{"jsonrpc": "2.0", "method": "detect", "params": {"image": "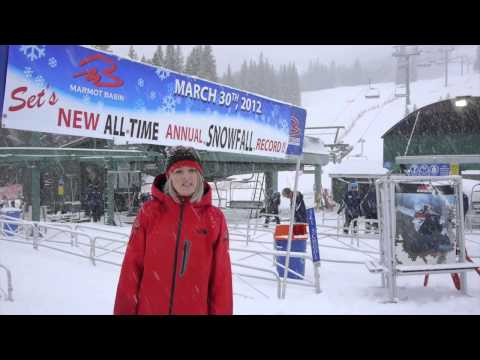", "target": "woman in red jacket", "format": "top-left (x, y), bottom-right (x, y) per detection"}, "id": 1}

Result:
top-left (114, 146), bottom-right (233, 315)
